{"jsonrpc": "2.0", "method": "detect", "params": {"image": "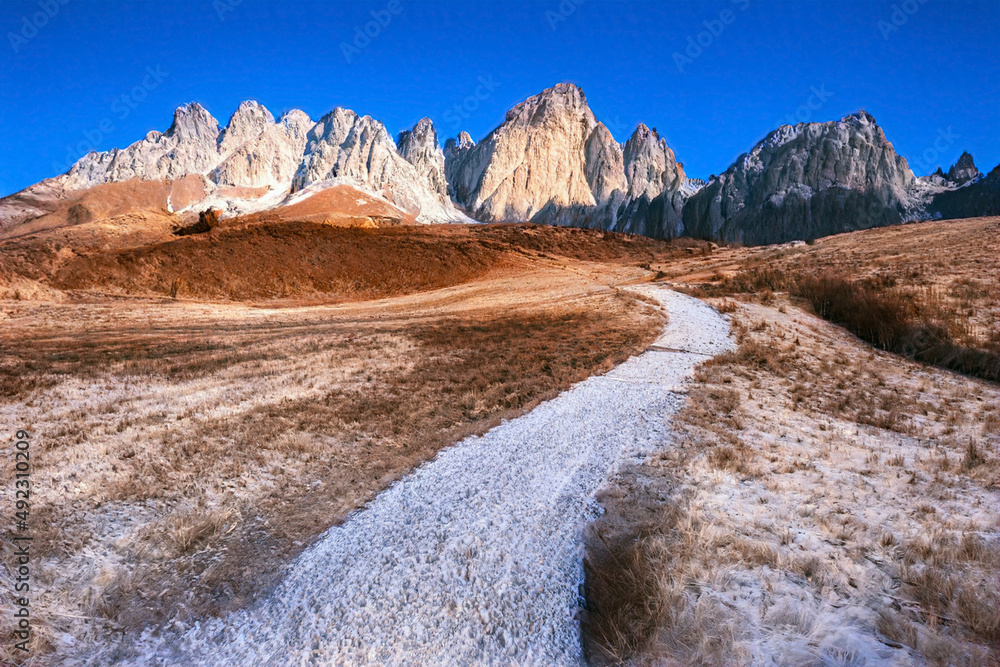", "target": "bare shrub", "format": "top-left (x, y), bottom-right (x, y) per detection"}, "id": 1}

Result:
top-left (794, 273), bottom-right (913, 350)
top-left (794, 274), bottom-right (1000, 383)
